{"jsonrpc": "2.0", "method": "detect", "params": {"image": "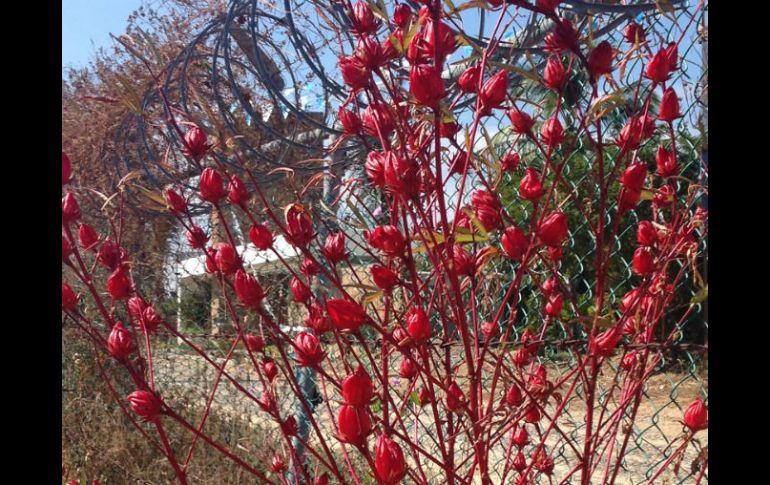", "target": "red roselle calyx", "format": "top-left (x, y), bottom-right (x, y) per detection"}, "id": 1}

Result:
top-left (271, 454), bottom-right (287, 473)
top-left (366, 225), bottom-right (406, 257)
top-left (294, 332), bottom-right (325, 367)
top-left (505, 383), bottom-right (524, 407)
top-left (513, 451), bottom-right (527, 472)
top-left (127, 390), bottom-right (162, 421)
top-left (350, 0), bottom-right (378, 35)
top-left (62, 193), bottom-right (81, 223)
top-left (501, 152), bottom-right (520, 172)
top-left (227, 174), bottom-right (249, 206)
top-left (290, 276), bottom-right (311, 303)
top-left (405, 307), bottom-right (431, 343)
top-left (338, 107), bottom-right (362, 135)
top-left (632, 247), bottom-right (655, 276)
top-left (164, 186), bottom-right (187, 213)
top-left (361, 102), bottom-right (395, 138)
top-left (471, 190), bottom-right (503, 231)
top-left (62, 283), bottom-right (78, 311)
top-left (234, 270), bottom-right (264, 309)
top-left (410, 64), bottom-right (445, 107)
top-left (621, 162), bottom-right (648, 191)
top-left (545, 18), bottom-right (579, 53)
top-left (383, 151), bottom-right (419, 198)
top-left (186, 225), bottom-right (209, 250)
top-left (624, 22), bottom-right (646, 44)
top-left (399, 355), bottom-right (418, 379)
top-left (519, 168), bottom-right (544, 201)
top-left (371, 264), bottom-right (398, 290)
top-left (78, 224), bottom-right (99, 250)
top-left (656, 145), bottom-right (678, 177)
top-left (244, 334), bottom-right (265, 353)
top-left (508, 108), bottom-right (535, 134)
top-left (658, 87), bottom-right (682, 122)
top-left (323, 232), bottom-right (347, 264)
top-left (249, 223), bottom-right (273, 250)
top-left (212, 243), bottom-right (240, 275)
top-left (501, 226), bottom-right (529, 260)
top-left (543, 56), bottom-right (567, 91)
top-left (107, 269), bottom-right (132, 300)
top-left (374, 434), bottom-right (407, 484)
top-left (183, 125), bottom-right (209, 161)
top-left (199, 168), bottom-right (225, 203)
top-left (512, 425), bottom-right (529, 447)
top-left (355, 35), bottom-right (385, 70)
top-left (479, 70), bottom-right (508, 115)
top-left (365, 151), bottom-right (386, 187)
top-left (337, 404), bottom-right (372, 446)
top-left (284, 204), bottom-right (315, 247)
top-left (589, 325), bottom-right (623, 357)
top-left (446, 381), bottom-right (467, 413)
top-left (540, 116), bottom-right (565, 147)
top-left (637, 220), bottom-right (658, 246)
top-left (683, 398), bottom-right (708, 432)
top-left (141, 306), bottom-right (163, 333)
top-left (263, 358), bottom-right (278, 382)
top-left (545, 293), bottom-right (564, 318)
top-left (327, 298), bottom-right (367, 332)
top-left (645, 48), bottom-right (674, 84)
top-left (339, 55), bottom-right (371, 90)
top-left (458, 64), bottom-right (482, 93)
top-left (587, 41), bottom-right (614, 80)
top-left (538, 211), bottom-right (569, 247)
top-left (451, 244), bottom-right (475, 276)
top-left (341, 366), bottom-right (374, 406)
top-left (107, 321), bottom-right (135, 360)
